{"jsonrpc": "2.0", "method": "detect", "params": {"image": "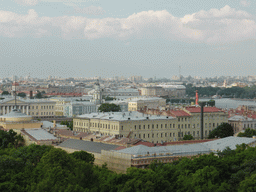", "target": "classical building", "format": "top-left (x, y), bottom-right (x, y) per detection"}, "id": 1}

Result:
top-left (73, 111), bottom-right (177, 143)
top-left (127, 97), bottom-right (166, 111)
top-left (0, 98), bottom-right (56, 119)
top-left (228, 115), bottom-right (256, 134)
top-left (141, 106), bottom-right (228, 139)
